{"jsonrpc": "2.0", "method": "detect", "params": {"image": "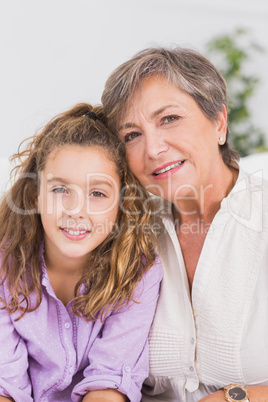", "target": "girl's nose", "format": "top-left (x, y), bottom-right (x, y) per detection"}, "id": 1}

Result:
top-left (63, 186), bottom-right (86, 218)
